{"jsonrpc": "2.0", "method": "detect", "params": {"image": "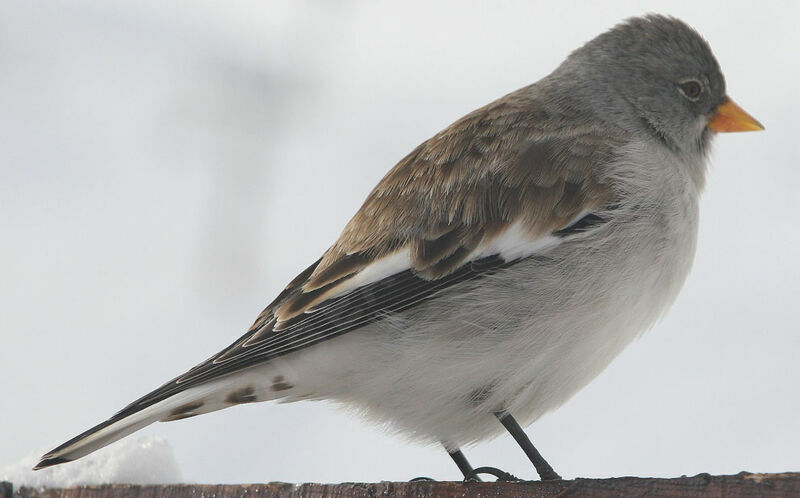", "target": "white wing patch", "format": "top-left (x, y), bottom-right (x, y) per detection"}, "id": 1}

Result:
top-left (475, 221), bottom-right (560, 261)
top-left (303, 249), bottom-right (412, 314)
top-left (305, 212), bottom-right (597, 311)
